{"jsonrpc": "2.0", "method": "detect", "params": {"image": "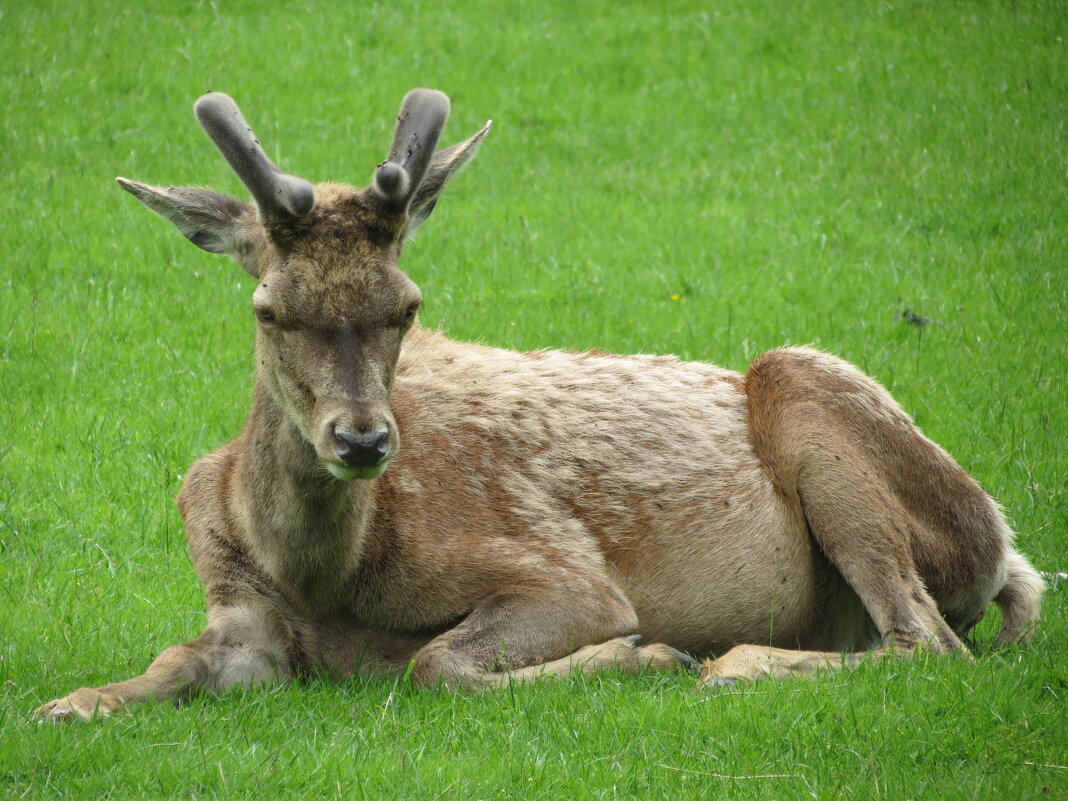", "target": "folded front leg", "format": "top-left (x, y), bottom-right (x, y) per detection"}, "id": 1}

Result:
top-left (408, 586), bottom-right (692, 690)
top-left (34, 603), bottom-right (292, 722)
